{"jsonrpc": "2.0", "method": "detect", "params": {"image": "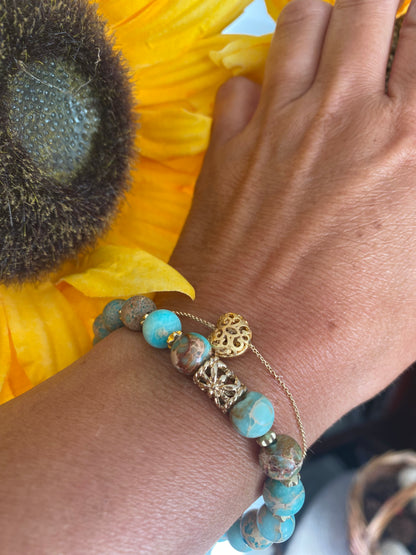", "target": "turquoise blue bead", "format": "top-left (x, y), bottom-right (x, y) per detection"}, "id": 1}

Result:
top-left (217, 532), bottom-right (227, 542)
top-left (92, 314), bottom-right (110, 342)
top-left (263, 477), bottom-right (305, 517)
top-left (240, 509), bottom-right (273, 550)
top-left (102, 299), bottom-right (125, 331)
top-left (142, 309), bottom-right (182, 349)
top-left (257, 504), bottom-right (295, 543)
top-left (229, 391), bottom-right (274, 438)
top-left (227, 519), bottom-right (252, 552)
top-left (170, 332), bottom-right (212, 375)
